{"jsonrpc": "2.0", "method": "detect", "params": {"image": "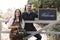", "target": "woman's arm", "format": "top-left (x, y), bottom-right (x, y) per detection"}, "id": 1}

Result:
top-left (6, 17), bottom-right (14, 29)
top-left (8, 26), bottom-right (19, 29)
